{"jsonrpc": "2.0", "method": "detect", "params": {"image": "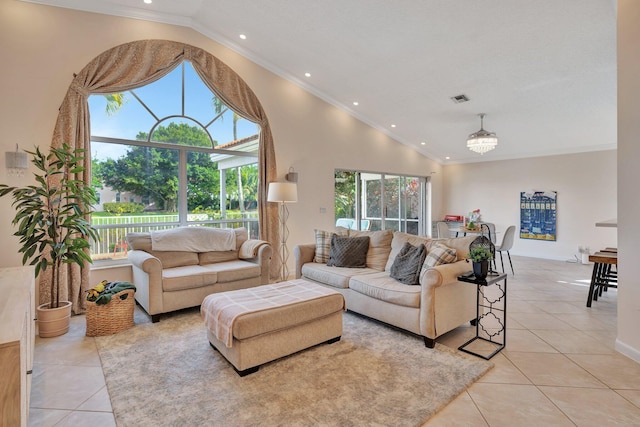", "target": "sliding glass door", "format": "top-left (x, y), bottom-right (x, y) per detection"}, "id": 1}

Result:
top-left (335, 170), bottom-right (428, 235)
